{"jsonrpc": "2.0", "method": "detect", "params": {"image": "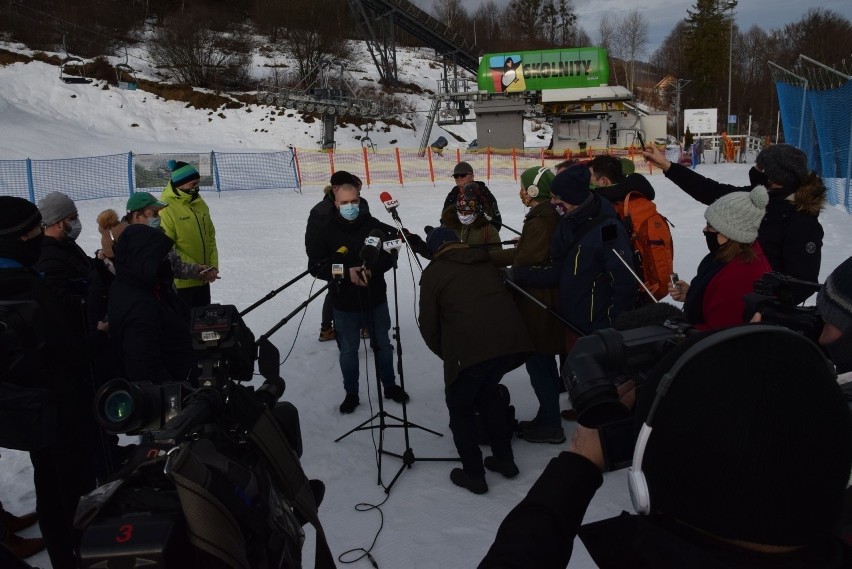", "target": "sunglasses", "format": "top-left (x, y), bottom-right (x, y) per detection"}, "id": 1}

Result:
top-left (452, 173), bottom-right (471, 179)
